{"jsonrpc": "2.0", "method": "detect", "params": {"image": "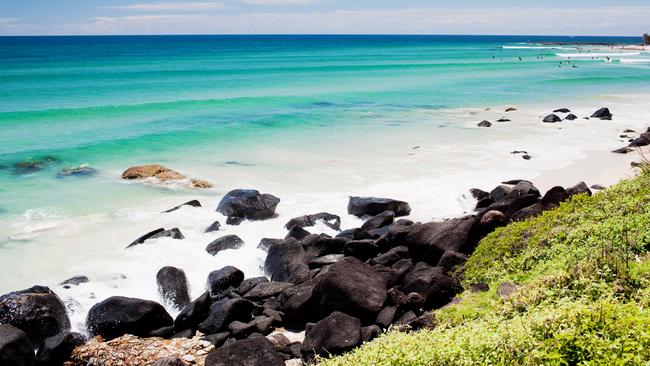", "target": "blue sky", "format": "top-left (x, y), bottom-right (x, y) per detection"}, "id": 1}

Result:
top-left (0, 0), bottom-right (649, 36)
